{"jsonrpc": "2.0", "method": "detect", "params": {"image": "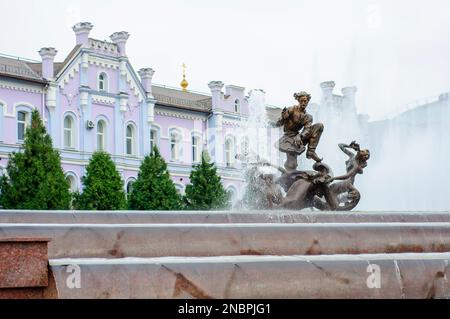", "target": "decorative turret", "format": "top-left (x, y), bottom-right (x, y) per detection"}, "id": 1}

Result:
top-left (208, 81), bottom-right (224, 109)
top-left (38, 47), bottom-right (57, 80)
top-left (72, 22), bottom-right (93, 48)
top-left (342, 86), bottom-right (357, 98)
top-left (342, 86), bottom-right (358, 110)
top-left (110, 31), bottom-right (130, 57)
top-left (320, 81), bottom-right (335, 100)
top-left (138, 68), bottom-right (156, 97)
